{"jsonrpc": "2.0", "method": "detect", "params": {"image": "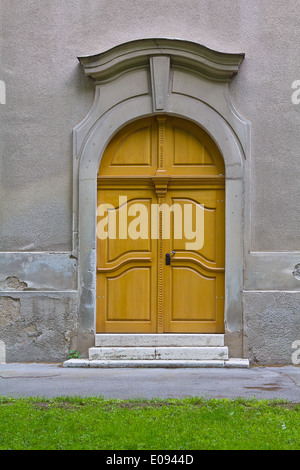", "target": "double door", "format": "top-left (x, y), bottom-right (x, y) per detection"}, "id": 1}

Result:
top-left (96, 116), bottom-right (225, 333)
